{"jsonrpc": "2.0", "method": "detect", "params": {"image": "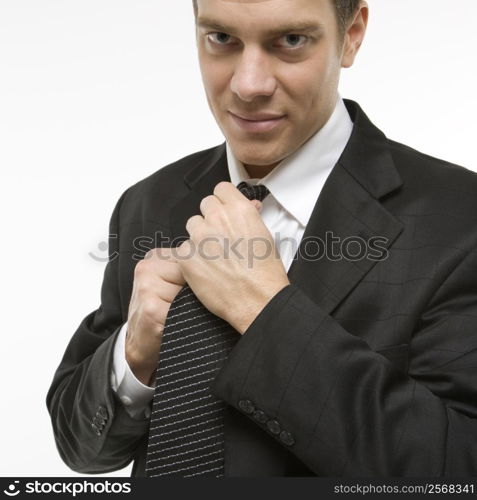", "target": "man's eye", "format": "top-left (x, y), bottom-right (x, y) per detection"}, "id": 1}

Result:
top-left (207, 32), bottom-right (234, 45)
top-left (277, 34), bottom-right (308, 49)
